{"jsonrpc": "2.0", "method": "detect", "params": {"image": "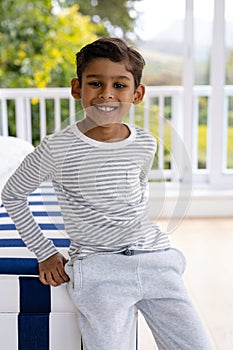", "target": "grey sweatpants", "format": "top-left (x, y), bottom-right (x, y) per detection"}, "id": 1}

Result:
top-left (65, 248), bottom-right (213, 350)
